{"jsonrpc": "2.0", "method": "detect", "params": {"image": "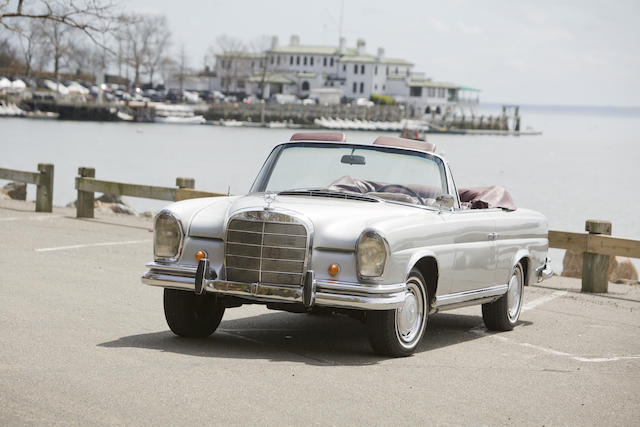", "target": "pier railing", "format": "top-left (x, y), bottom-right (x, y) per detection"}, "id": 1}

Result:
top-left (0, 163), bottom-right (54, 212)
top-left (74, 167), bottom-right (225, 218)
top-left (548, 220), bottom-right (640, 293)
